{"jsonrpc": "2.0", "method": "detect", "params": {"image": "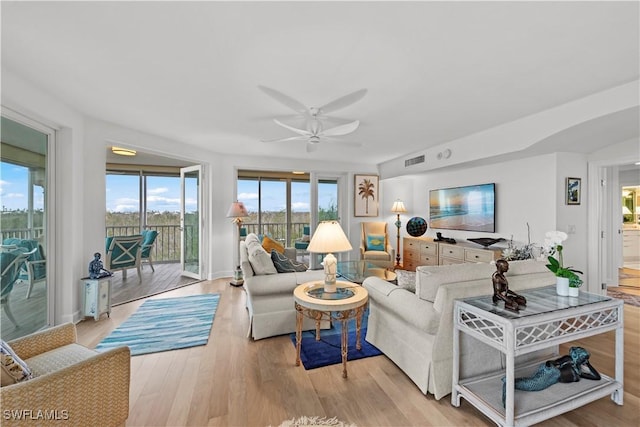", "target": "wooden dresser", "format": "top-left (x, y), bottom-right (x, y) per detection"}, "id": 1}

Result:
top-left (402, 237), bottom-right (502, 271)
